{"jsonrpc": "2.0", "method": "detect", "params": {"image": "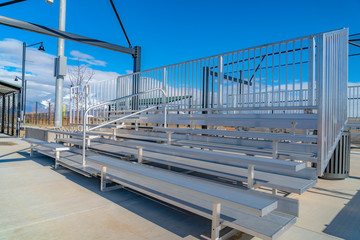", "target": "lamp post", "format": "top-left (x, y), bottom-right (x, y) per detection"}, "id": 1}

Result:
top-left (20, 41), bottom-right (45, 127)
top-left (54, 0), bottom-right (67, 127)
